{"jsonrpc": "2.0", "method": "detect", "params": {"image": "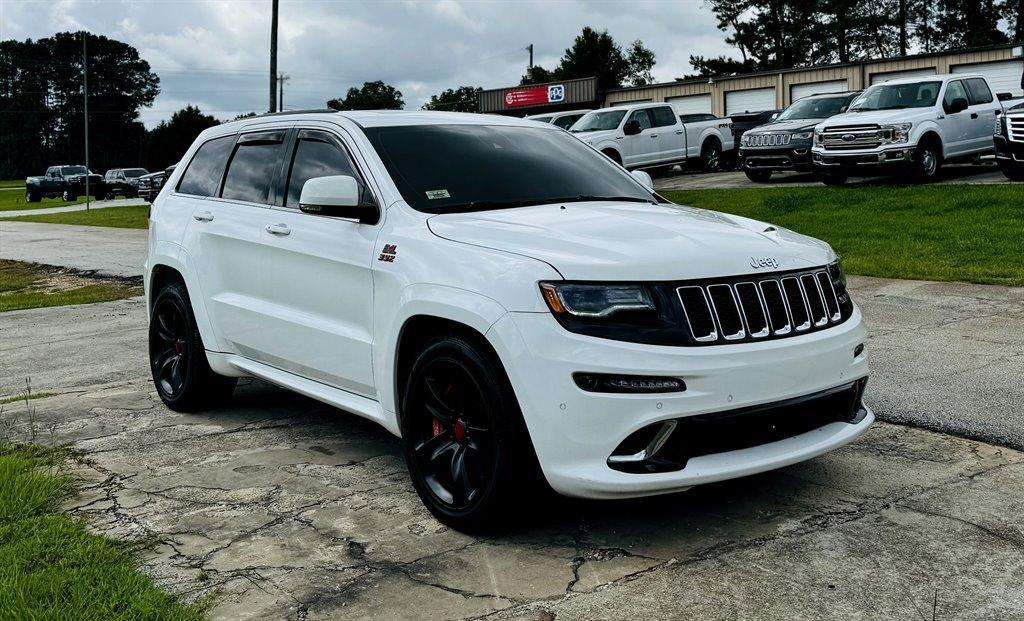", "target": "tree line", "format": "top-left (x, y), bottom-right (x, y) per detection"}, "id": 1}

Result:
top-left (689, 0), bottom-right (1022, 78)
